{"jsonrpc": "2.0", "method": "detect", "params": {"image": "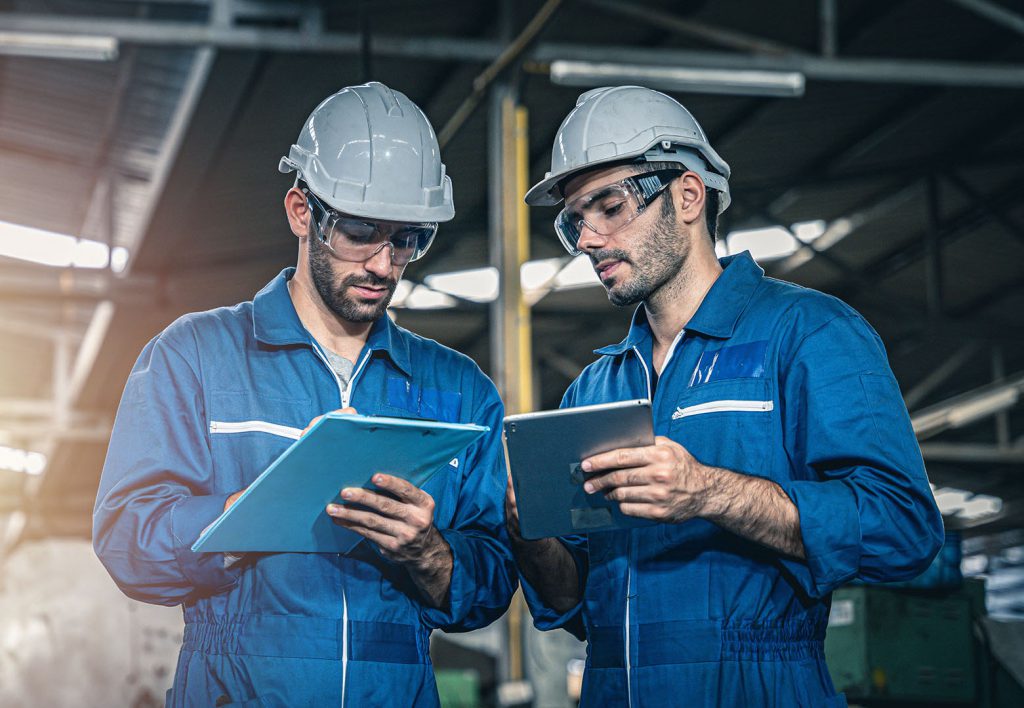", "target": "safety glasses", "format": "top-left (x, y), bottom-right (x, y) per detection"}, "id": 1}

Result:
top-left (302, 187), bottom-right (438, 265)
top-left (553, 169), bottom-right (684, 255)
